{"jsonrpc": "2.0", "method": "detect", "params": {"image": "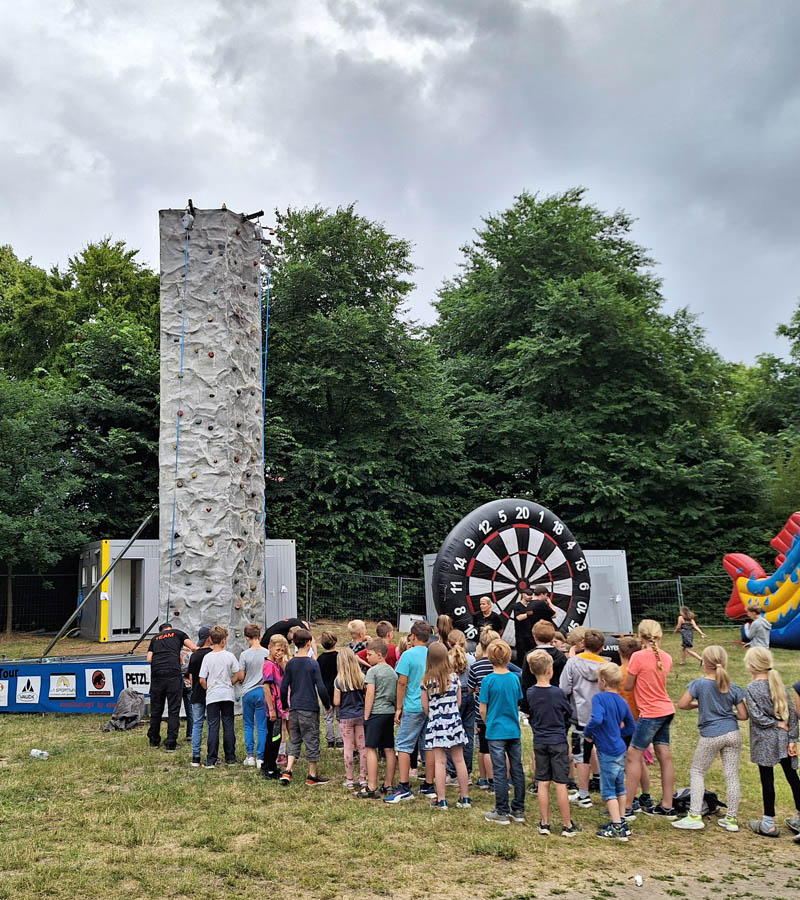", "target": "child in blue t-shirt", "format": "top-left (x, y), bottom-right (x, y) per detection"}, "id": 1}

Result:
top-left (479, 639), bottom-right (525, 825)
top-left (584, 662), bottom-right (634, 841)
